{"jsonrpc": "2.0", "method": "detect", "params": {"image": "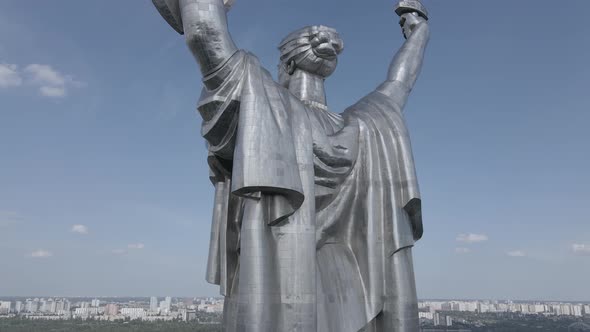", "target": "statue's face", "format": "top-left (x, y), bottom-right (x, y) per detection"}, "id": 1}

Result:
top-left (278, 26), bottom-right (344, 86)
top-left (296, 30), bottom-right (343, 78)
